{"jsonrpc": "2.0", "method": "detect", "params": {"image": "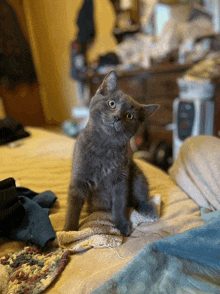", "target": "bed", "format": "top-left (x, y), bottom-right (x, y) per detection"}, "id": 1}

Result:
top-left (1, 127), bottom-right (220, 294)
